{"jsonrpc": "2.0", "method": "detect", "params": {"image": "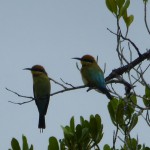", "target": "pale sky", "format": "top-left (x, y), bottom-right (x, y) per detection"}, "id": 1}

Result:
top-left (0, 1), bottom-right (150, 150)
